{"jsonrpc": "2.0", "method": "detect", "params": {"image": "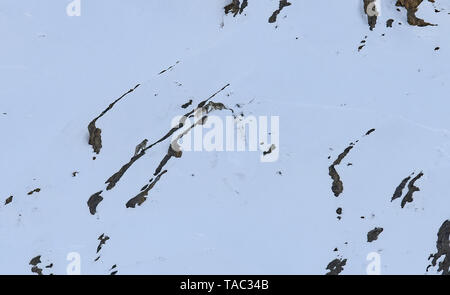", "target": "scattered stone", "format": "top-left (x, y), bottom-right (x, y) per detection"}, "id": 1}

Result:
top-left (27, 188), bottom-right (41, 195)
top-left (367, 227), bottom-right (384, 242)
top-left (386, 19), bottom-right (394, 27)
top-left (5, 196), bottom-right (13, 205)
